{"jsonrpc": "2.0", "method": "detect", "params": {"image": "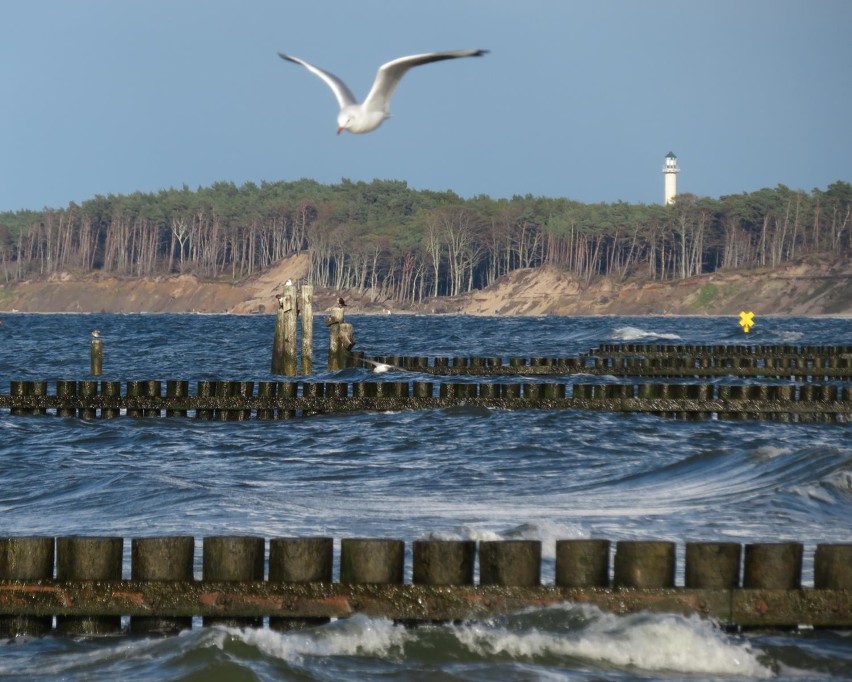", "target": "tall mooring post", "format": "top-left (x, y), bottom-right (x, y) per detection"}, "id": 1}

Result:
top-left (271, 284), bottom-right (298, 376)
top-left (325, 299), bottom-right (355, 371)
top-left (300, 284), bottom-right (313, 375)
top-left (90, 329), bottom-right (103, 376)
